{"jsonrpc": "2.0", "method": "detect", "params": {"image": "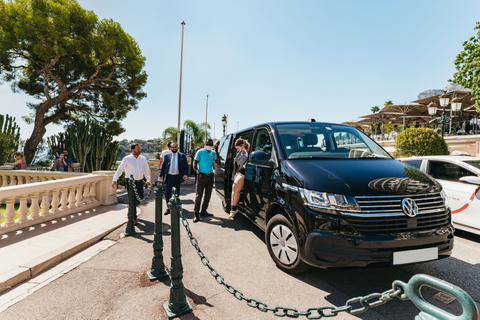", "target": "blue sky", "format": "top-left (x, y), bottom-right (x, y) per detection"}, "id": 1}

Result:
top-left (2, 0), bottom-right (480, 142)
